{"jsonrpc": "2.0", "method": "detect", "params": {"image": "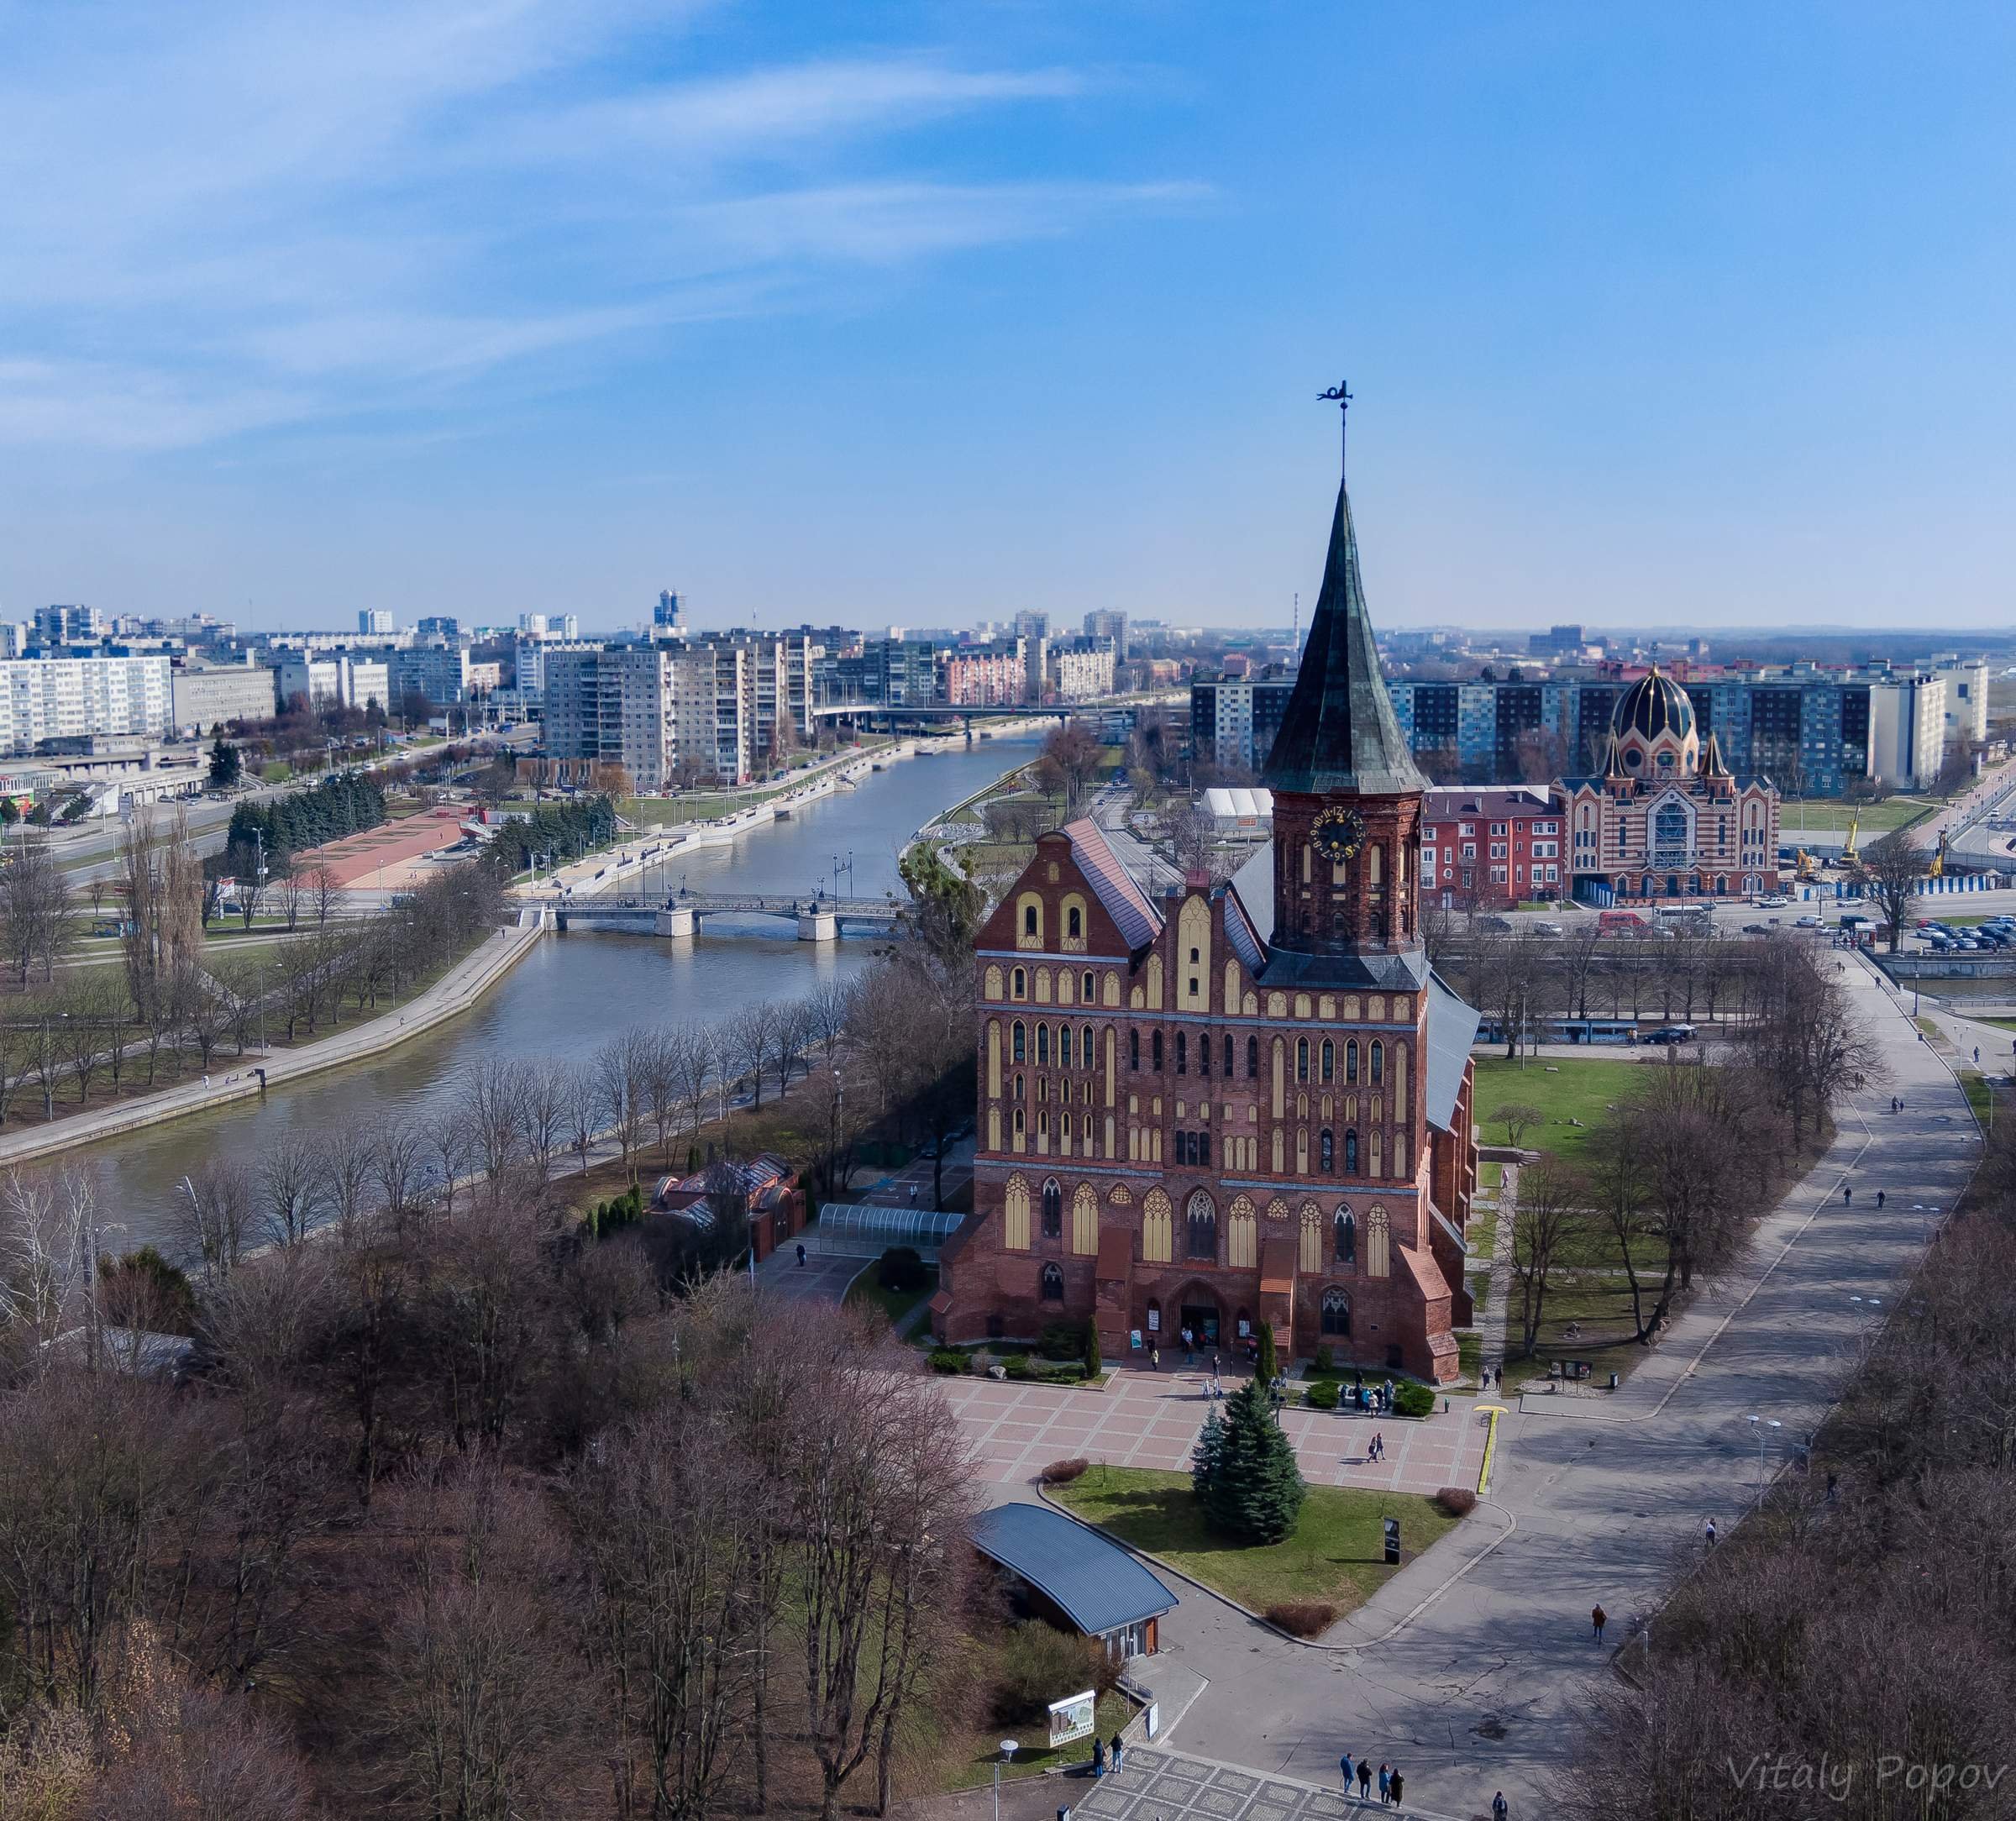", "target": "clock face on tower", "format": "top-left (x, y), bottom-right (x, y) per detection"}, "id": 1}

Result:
top-left (1310, 805), bottom-right (1368, 863)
